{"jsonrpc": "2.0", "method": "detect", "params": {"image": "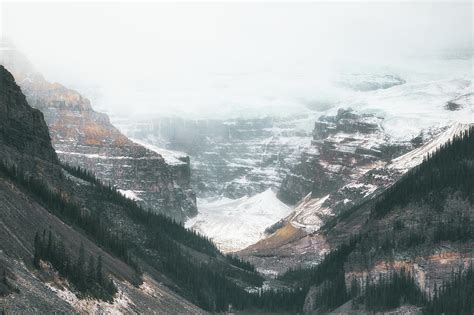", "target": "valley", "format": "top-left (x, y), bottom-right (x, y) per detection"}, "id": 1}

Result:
top-left (0, 3), bottom-right (473, 312)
